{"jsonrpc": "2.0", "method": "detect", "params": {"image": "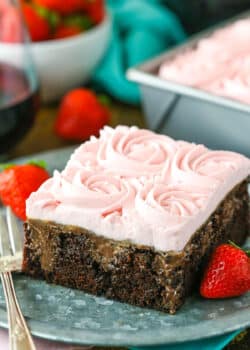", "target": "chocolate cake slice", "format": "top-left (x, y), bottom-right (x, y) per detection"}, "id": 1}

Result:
top-left (23, 126), bottom-right (250, 314)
